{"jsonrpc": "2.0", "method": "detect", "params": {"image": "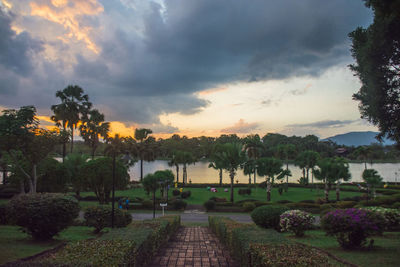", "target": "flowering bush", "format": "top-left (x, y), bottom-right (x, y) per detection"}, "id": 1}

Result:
top-left (321, 208), bottom-right (384, 249)
top-left (279, 210), bottom-right (314, 237)
top-left (363, 207), bottom-right (400, 231)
